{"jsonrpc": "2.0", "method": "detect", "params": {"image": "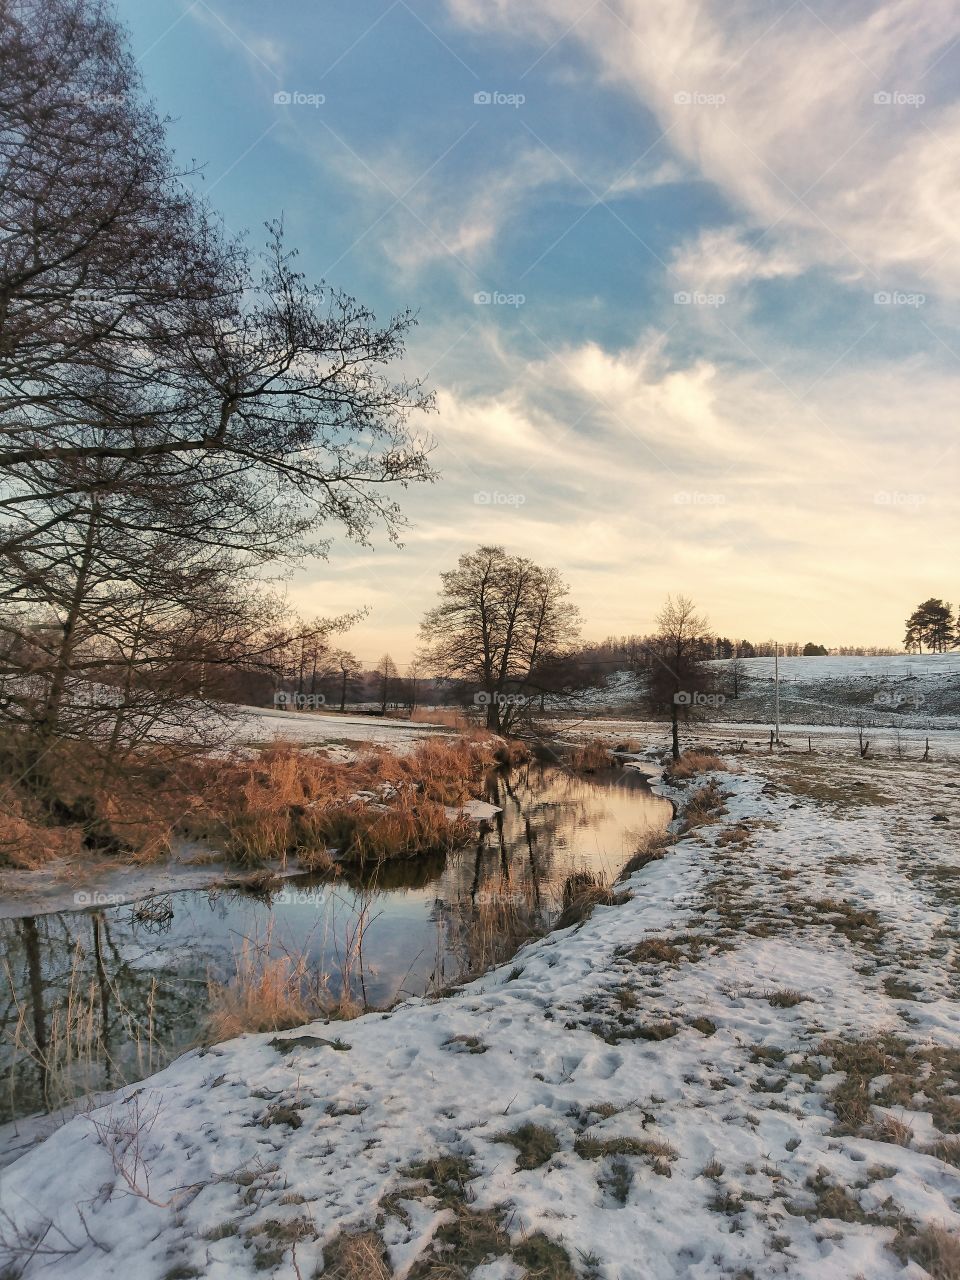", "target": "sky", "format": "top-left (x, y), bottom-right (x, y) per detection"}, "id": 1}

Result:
top-left (115, 0), bottom-right (960, 666)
